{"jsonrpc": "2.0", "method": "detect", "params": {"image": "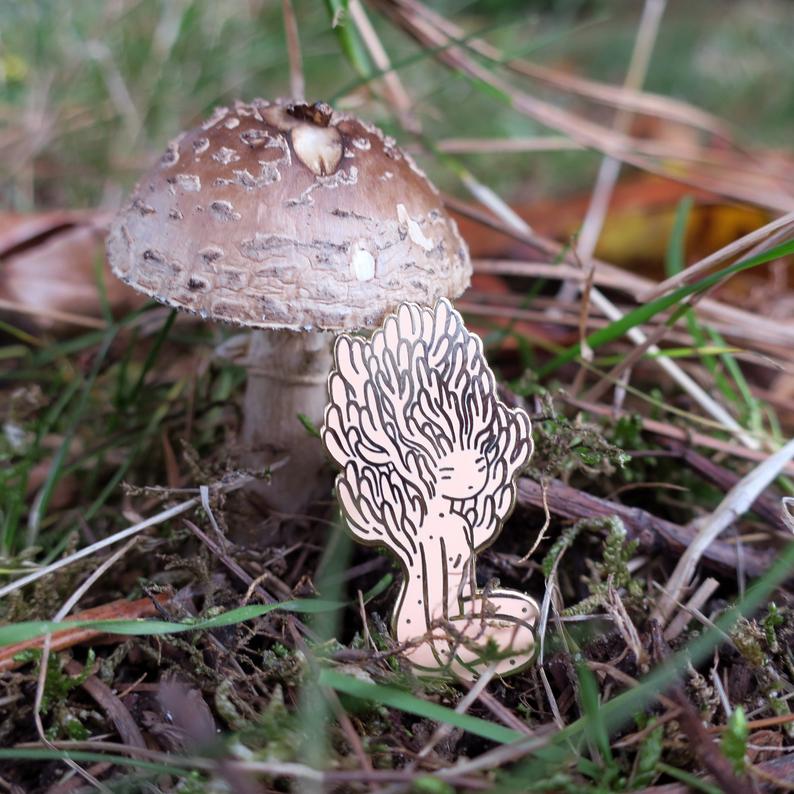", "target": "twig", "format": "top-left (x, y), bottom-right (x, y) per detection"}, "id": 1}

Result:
top-left (199, 484), bottom-right (227, 554)
top-left (663, 577), bottom-right (720, 641)
top-left (516, 477), bottom-right (775, 578)
top-left (449, 196), bottom-right (794, 350)
top-left (182, 519), bottom-right (319, 642)
top-left (415, 664), bottom-right (498, 762)
top-left (653, 437), bottom-right (794, 624)
top-left (584, 223), bottom-right (794, 405)
top-left (708, 712), bottom-right (794, 734)
top-left (0, 473), bottom-right (254, 600)
top-left (587, 661), bottom-right (678, 711)
top-left (517, 479), bottom-right (550, 564)
top-left (182, 519), bottom-right (275, 606)
top-left (660, 437), bottom-right (789, 531)
top-left (64, 659), bottom-right (145, 749)
top-left (475, 689), bottom-right (534, 736)
top-left (560, 394), bottom-right (794, 475)
top-left (670, 688), bottom-right (752, 794)
top-left (323, 686), bottom-right (375, 776)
